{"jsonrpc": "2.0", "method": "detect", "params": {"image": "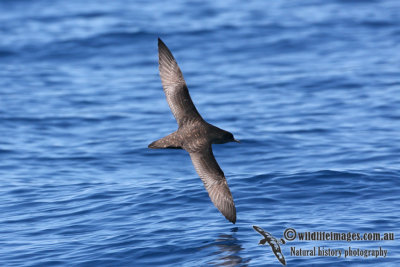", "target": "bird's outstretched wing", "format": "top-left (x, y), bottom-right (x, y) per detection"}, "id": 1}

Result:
top-left (189, 145), bottom-right (236, 223)
top-left (158, 38), bottom-right (203, 127)
top-left (253, 225), bottom-right (286, 266)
